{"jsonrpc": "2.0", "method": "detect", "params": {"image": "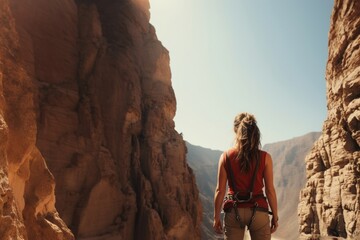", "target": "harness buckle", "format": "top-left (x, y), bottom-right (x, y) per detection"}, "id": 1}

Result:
top-left (234, 192), bottom-right (253, 203)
